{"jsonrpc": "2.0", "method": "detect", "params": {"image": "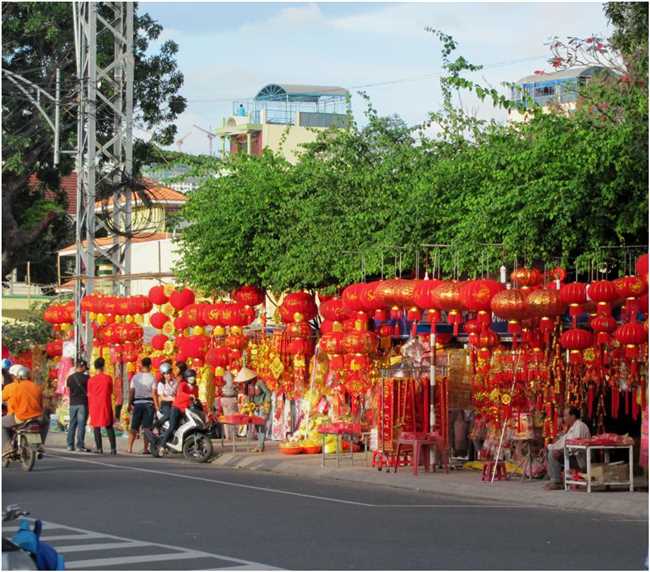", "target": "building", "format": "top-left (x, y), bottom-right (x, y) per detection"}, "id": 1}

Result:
top-left (216, 83), bottom-right (350, 163)
top-left (141, 164), bottom-right (206, 194)
top-left (507, 66), bottom-right (607, 123)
